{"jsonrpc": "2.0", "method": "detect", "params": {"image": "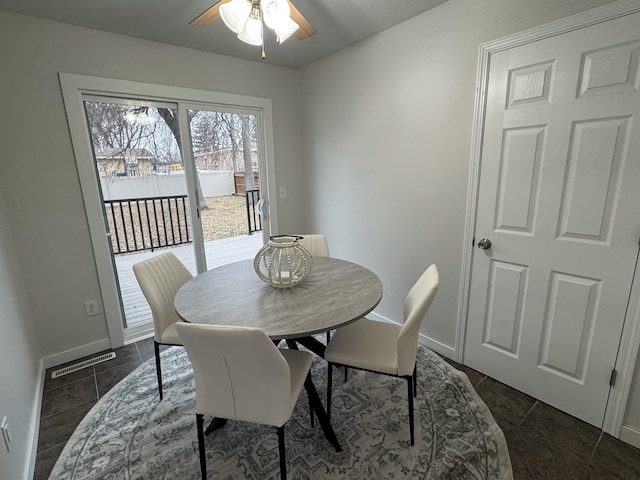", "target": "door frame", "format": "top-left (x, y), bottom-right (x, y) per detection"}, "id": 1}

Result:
top-left (60, 73), bottom-right (277, 348)
top-left (455, 0), bottom-right (640, 437)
